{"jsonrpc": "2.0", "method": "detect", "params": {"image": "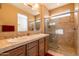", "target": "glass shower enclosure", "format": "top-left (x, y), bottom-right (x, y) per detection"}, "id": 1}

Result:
top-left (44, 13), bottom-right (76, 55)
